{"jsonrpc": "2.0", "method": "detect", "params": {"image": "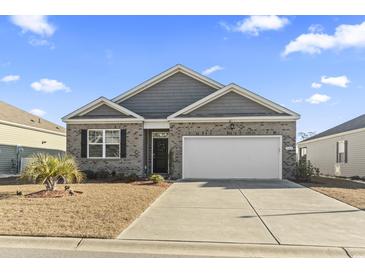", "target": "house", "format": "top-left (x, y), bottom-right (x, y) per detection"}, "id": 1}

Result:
top-left (298, 114), bottom-right (365, 178)
top-left (0, 101), bottom-right (66, 176)
top-left (62, 65), bottom-right (300, 180)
